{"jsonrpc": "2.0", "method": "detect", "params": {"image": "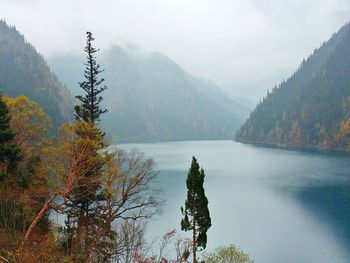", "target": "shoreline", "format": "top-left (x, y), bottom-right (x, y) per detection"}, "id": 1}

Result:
top-left (235, 139), bottom-right (350, 156)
